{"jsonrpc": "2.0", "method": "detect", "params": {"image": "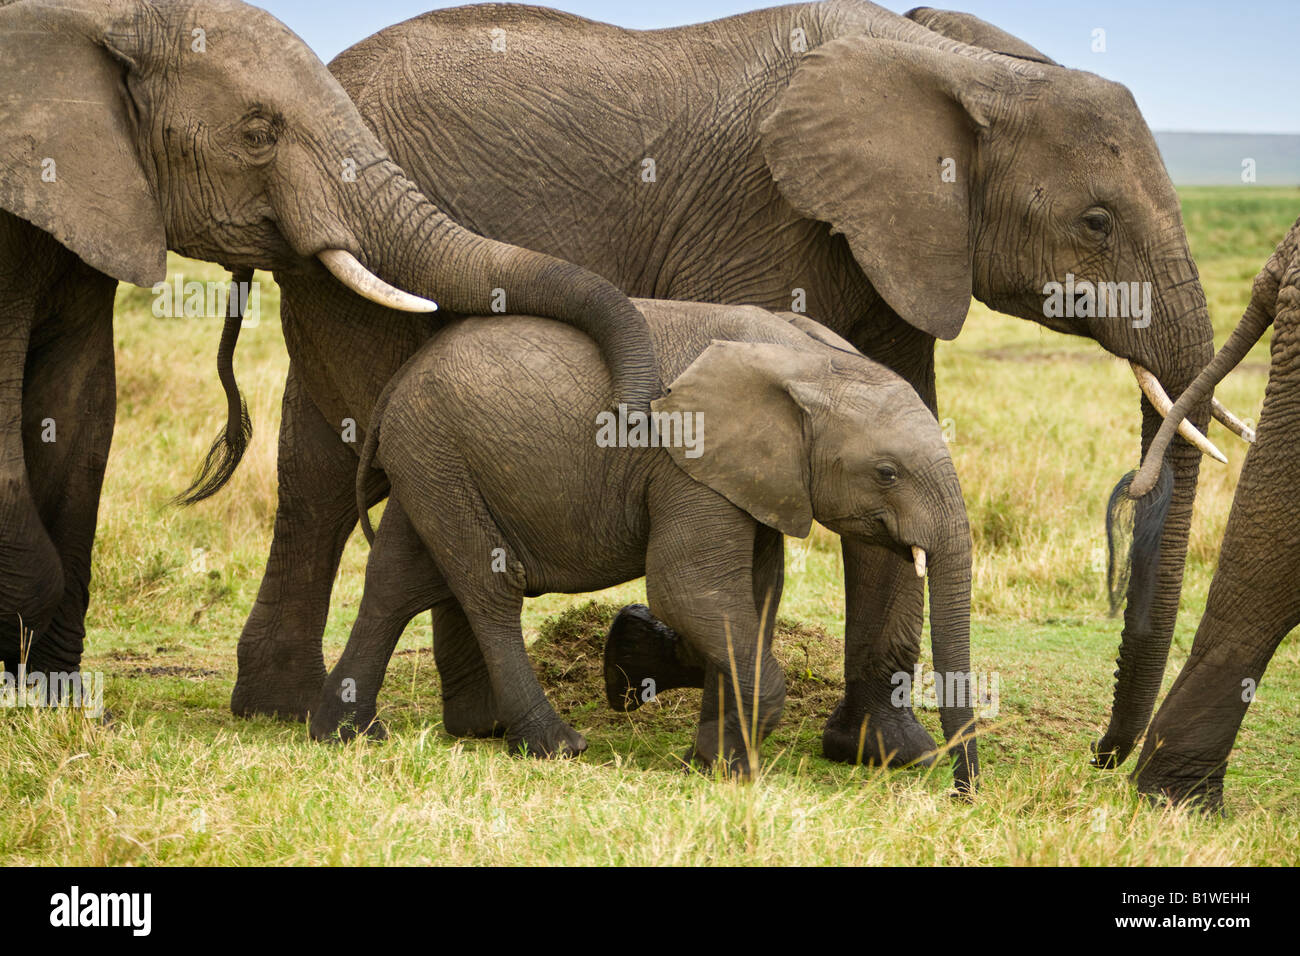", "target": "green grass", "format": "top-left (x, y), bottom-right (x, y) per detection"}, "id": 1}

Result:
top-left (3, 187), bottom-right (1299, 865)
